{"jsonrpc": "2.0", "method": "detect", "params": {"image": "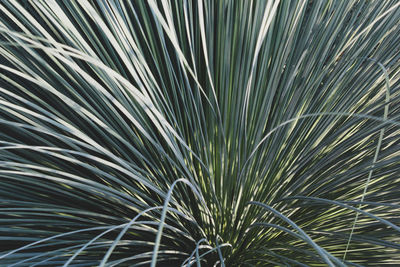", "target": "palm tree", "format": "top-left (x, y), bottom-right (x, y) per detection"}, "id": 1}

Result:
top-left (1, 0), bottom-right (400, 266)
